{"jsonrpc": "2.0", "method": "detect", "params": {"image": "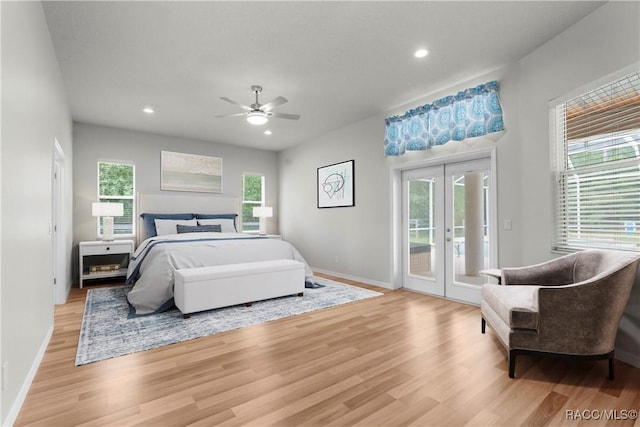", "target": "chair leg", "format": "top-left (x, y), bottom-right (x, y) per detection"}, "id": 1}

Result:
top-left (508, 350), bottom-right (516, 378)
top-left (608, 355), bottom-right (615, 381)
top-left (503, 349), bottom-right (613, 380)
top-left (481, 317), bottom-right (486, 334)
